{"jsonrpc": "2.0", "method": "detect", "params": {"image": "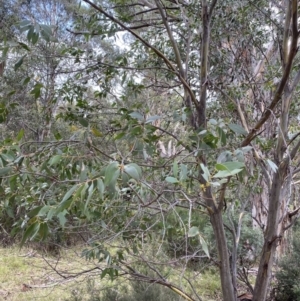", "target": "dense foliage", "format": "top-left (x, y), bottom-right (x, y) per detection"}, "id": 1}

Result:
top-left (1, 0), bottom-right (300, 300)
